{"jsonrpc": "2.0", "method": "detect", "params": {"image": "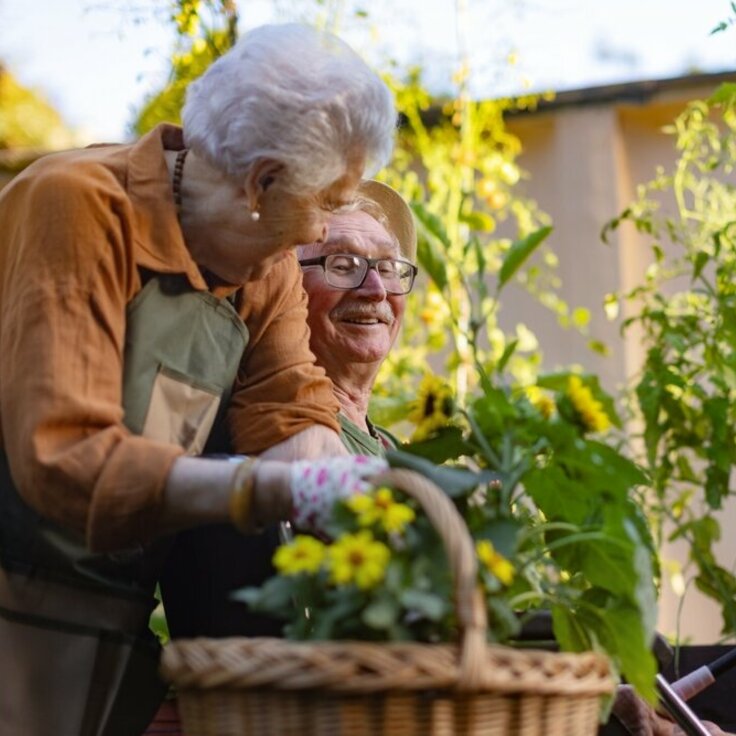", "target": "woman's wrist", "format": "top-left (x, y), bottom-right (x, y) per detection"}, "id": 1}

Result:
top-left (250, 460), bottom-right (293, 526)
